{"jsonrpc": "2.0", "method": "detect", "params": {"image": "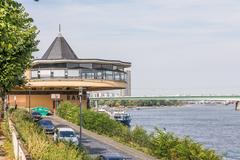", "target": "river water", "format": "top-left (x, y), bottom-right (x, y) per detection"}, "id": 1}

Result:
top-left (127, 104), bottom-right (240, 160)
